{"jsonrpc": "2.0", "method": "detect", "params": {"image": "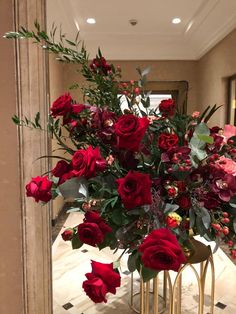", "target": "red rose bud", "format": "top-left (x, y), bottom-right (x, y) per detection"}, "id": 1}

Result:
top-left (26, 176), bottom-right (53, 203)
top-left (139, 228), bottom-right (186, 272)
top-left (159, 99), bottom-right (176, 117)
top-left (51, 160), bottom-right (70, 177)
top-left (223, 212), bottom-right (229, 218)
top-left (61, 228), bottom-right (74, 241)
top-left (82, 260), bottom-right (121, 303)
top-left (166, 186), bottom-right (178, 198)
top-left (50, 93), bottom-right (72, 118)
top-left (166, 213), bottom-right (182, 228)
